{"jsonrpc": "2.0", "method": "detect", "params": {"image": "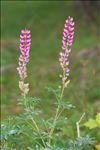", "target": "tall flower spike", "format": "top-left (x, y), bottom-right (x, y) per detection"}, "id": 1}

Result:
top-left (59, 16), bottom-right (74, 88)
top-left (17, 28), bottom-right (31, 97)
